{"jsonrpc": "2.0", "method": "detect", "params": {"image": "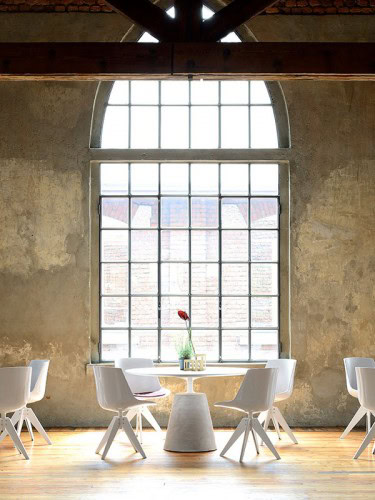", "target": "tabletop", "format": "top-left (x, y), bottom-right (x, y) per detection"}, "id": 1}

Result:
top-left (126, 366), bottom-right (248, 379)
